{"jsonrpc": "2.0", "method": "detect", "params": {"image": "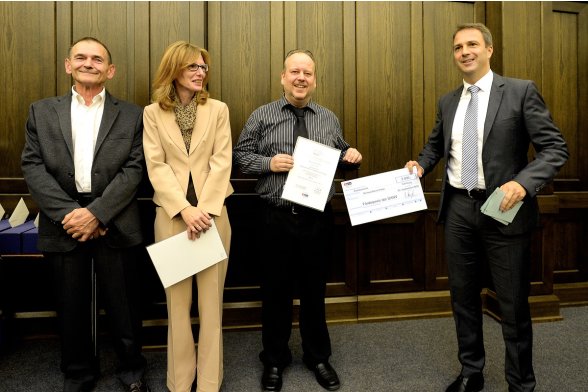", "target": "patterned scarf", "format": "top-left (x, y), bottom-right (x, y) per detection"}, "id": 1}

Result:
top-left (173, 94), bottom-right (198, 152)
